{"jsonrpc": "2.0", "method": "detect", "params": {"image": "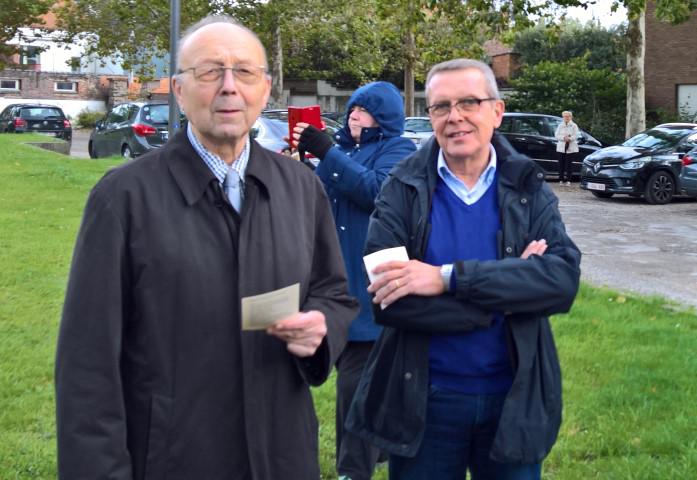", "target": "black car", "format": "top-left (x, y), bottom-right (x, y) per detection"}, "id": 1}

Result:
top-left (89, 102), bottom-right (173, 159)
top-left (498, 112), bottom-right (603, 179)
top-left (0, 103), bottom-right (72, 145)
top-left (580, 123), bottom-right (697, 204)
